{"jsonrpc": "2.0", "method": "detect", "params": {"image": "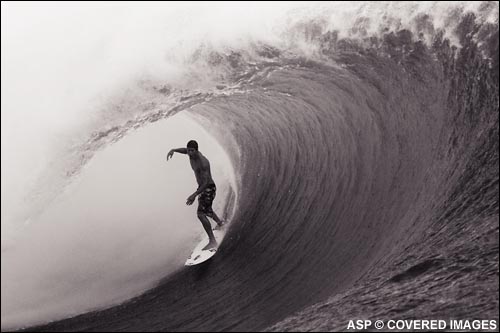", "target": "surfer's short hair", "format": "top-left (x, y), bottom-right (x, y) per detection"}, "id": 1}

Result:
top-left (187, 140), bottom-right (198, 151)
